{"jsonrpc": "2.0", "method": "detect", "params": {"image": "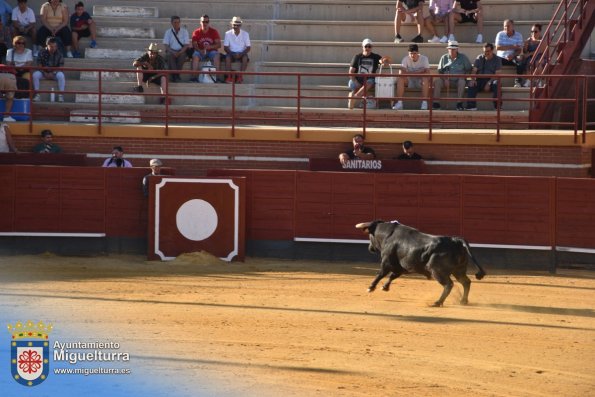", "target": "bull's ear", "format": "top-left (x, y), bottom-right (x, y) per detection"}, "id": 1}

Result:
top-left (355, 222), bottom-right (371, 233)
